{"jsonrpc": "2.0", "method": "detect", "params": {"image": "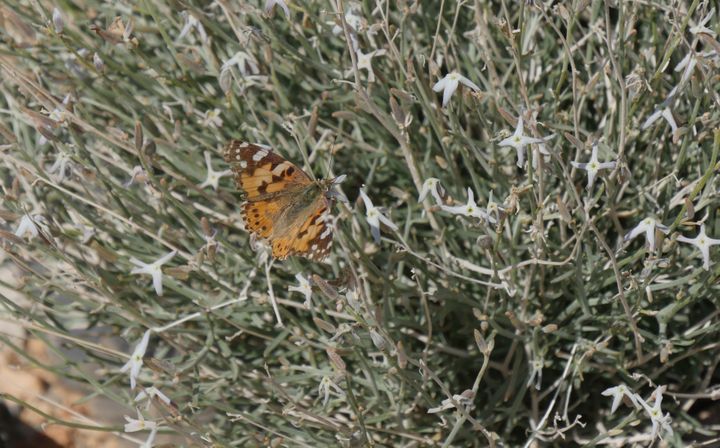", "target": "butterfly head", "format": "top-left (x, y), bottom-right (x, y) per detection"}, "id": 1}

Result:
top-left (319, 174), bottom-right (348, 204)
